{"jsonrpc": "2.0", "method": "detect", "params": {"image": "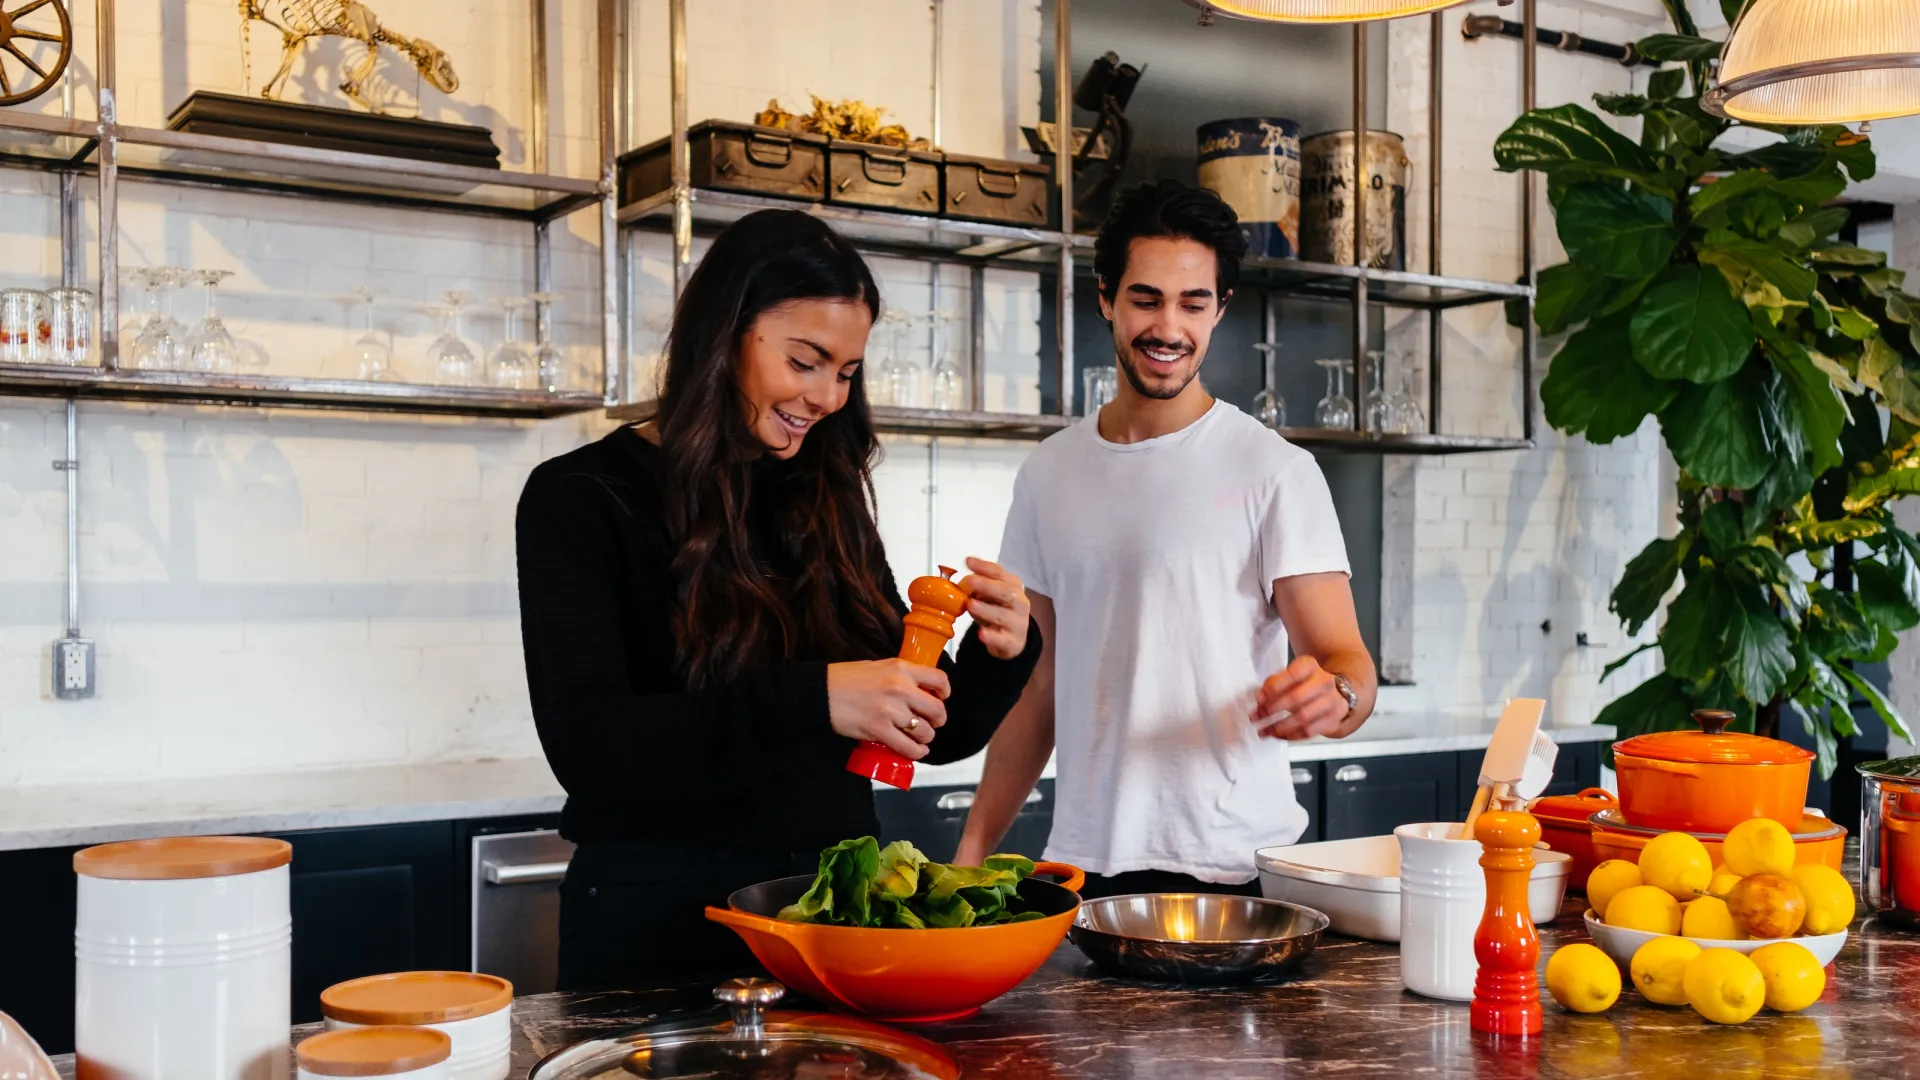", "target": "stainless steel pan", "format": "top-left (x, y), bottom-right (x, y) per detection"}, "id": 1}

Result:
top-left (1068, 893), bottom-right (1329, 984)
